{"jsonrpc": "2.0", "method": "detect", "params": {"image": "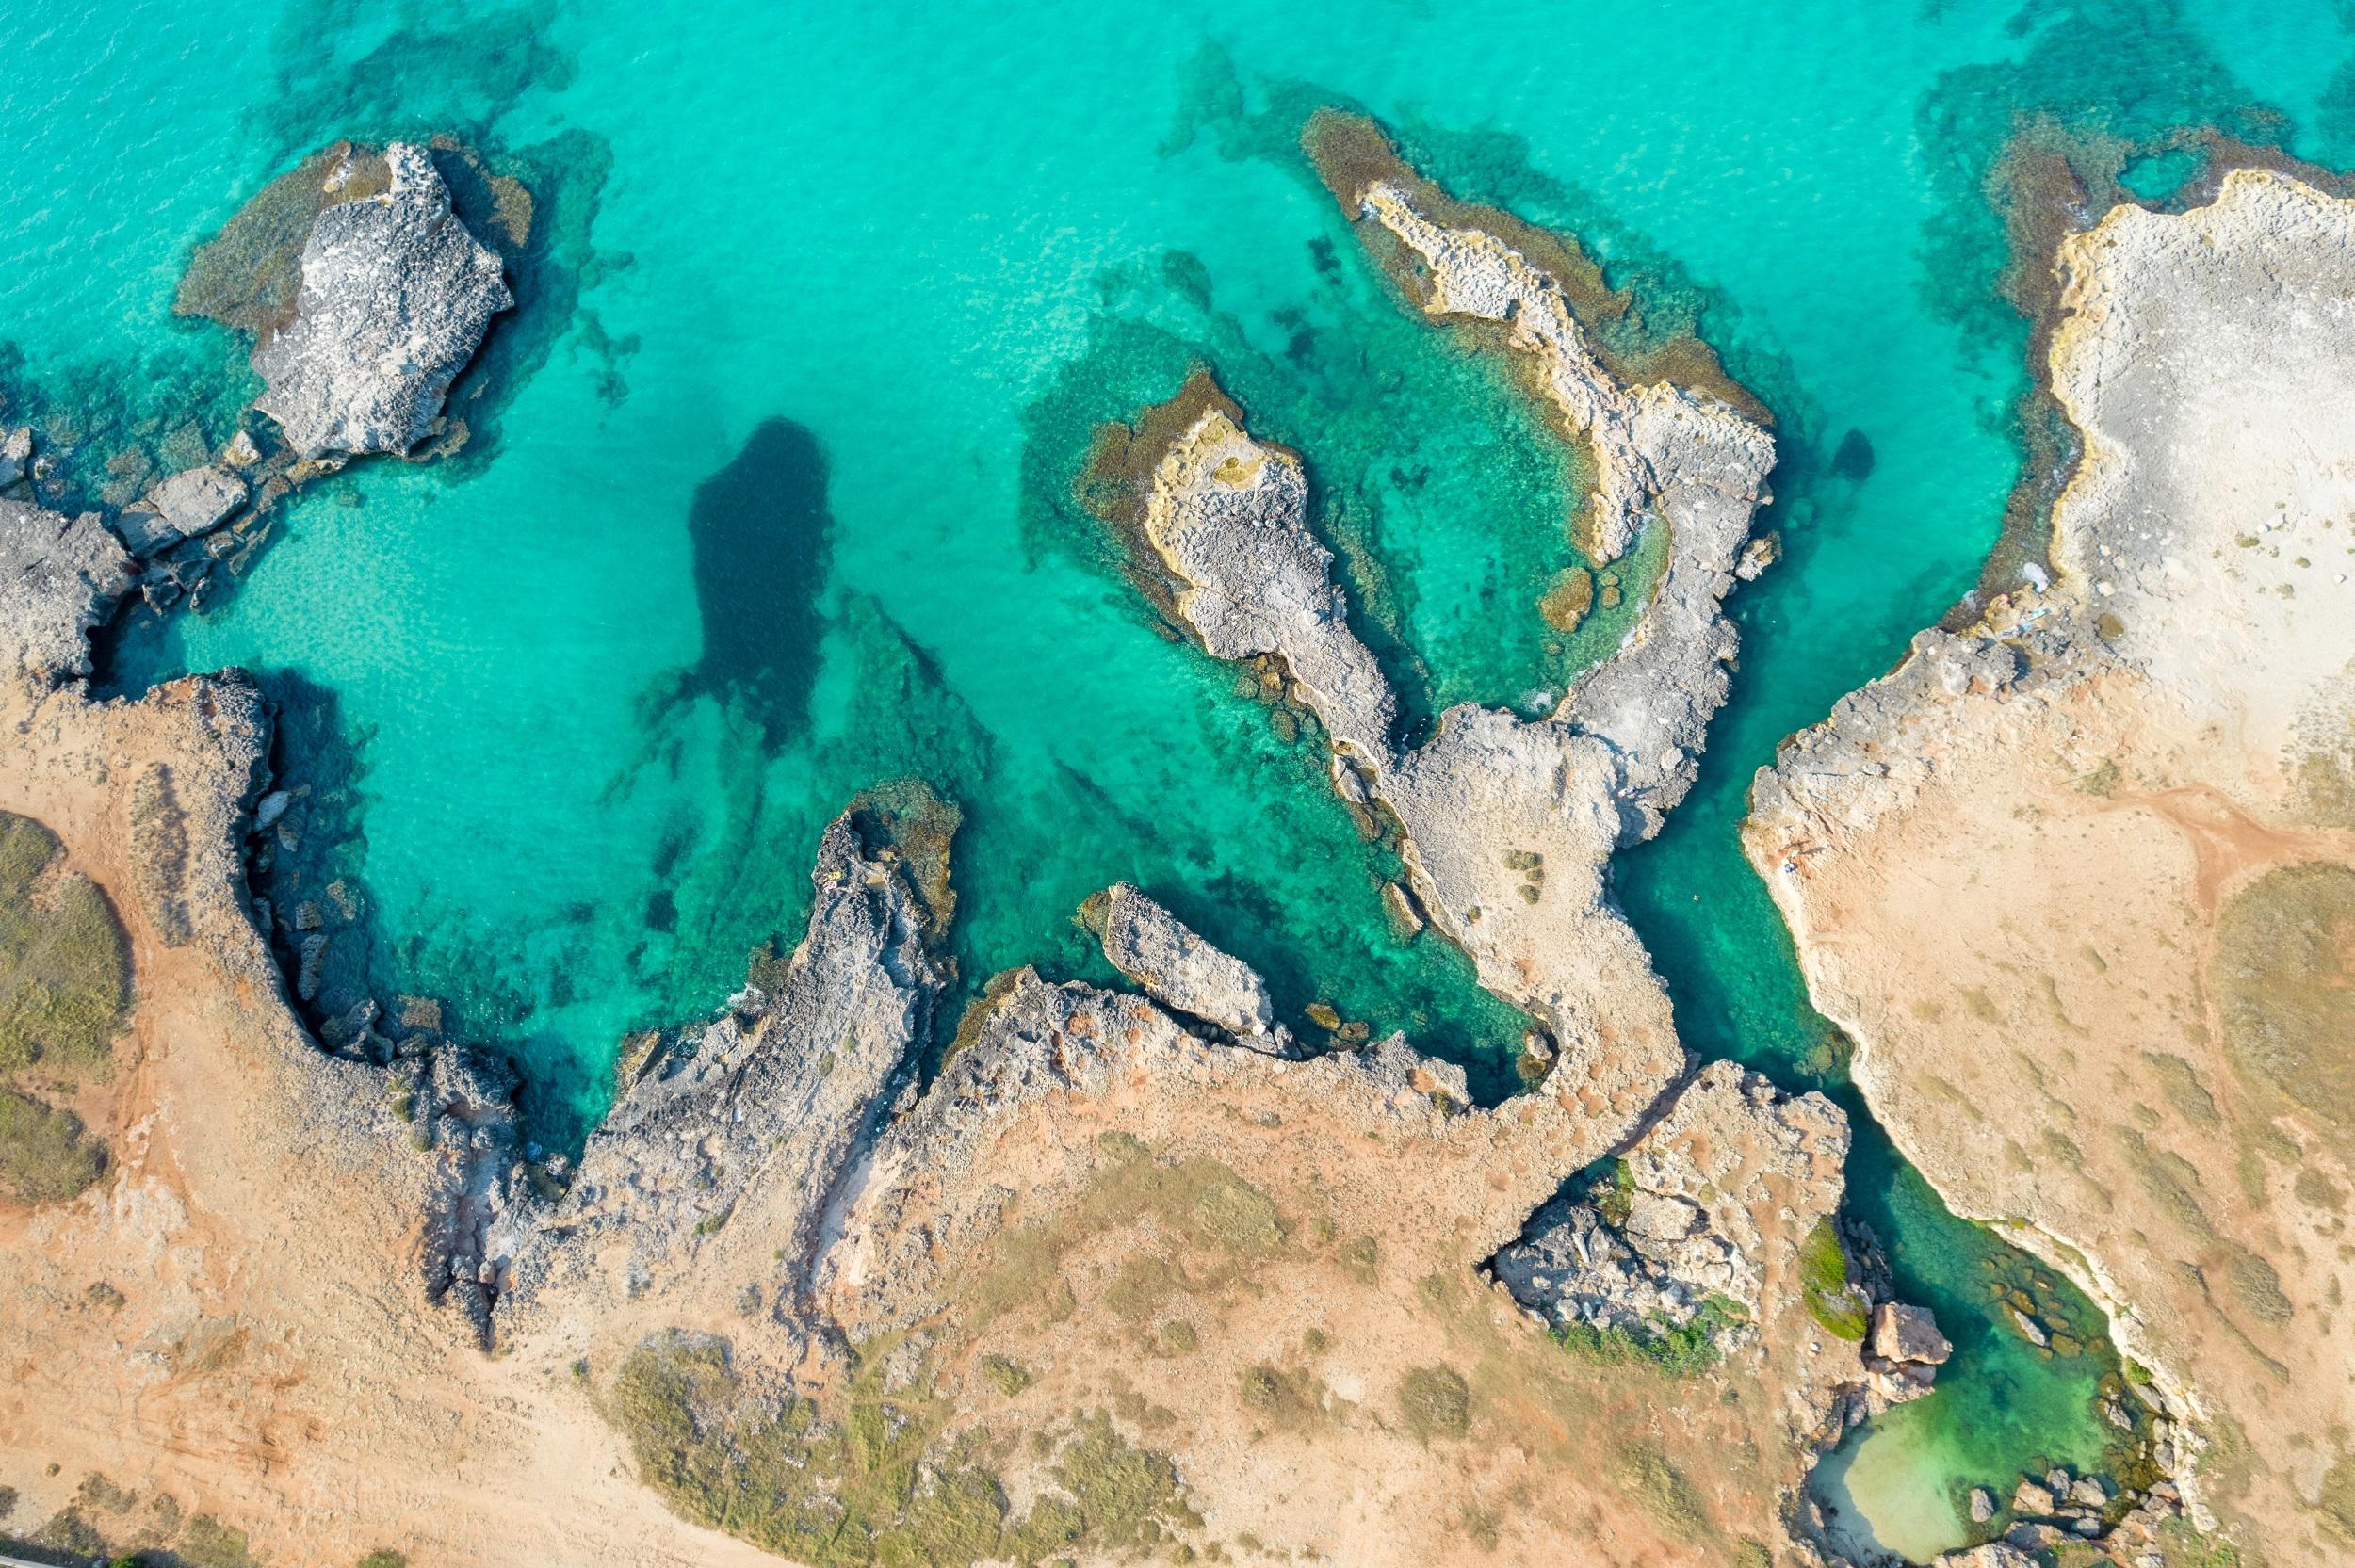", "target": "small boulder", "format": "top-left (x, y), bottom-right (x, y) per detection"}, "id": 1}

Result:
top-left (122, 464), bottom-right (250, 554)
top-left (2010, 1307), bottom-right (2050, 1347)
top-left (2013, 1479), bottom-right (2057, 1516)
top-left (1969, 1487), bottom-right (1997, 1524)
top-left (2070, 1477), bottom-right (2109, 1509)
top-left (1096, 882), bottom-right (1282, 1046)
top-left (1872, 1301), bottom-right (1954, 1365)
